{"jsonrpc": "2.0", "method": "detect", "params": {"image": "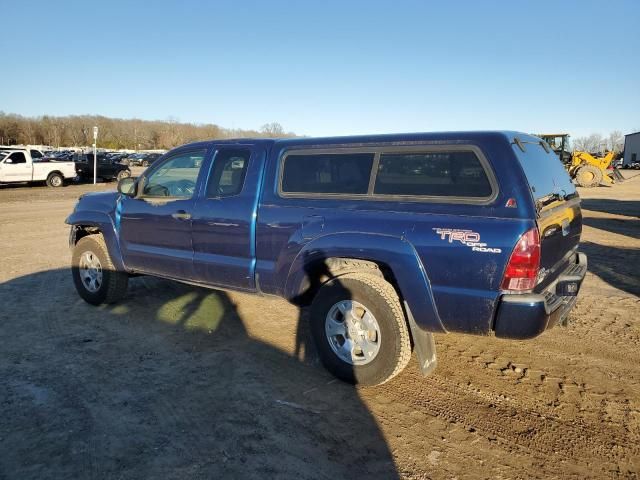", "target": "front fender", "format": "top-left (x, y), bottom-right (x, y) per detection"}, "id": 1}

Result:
top-left (285, 232), bottom-right (446, 333)
top-left (66, 210), bottom-right (126, 272)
